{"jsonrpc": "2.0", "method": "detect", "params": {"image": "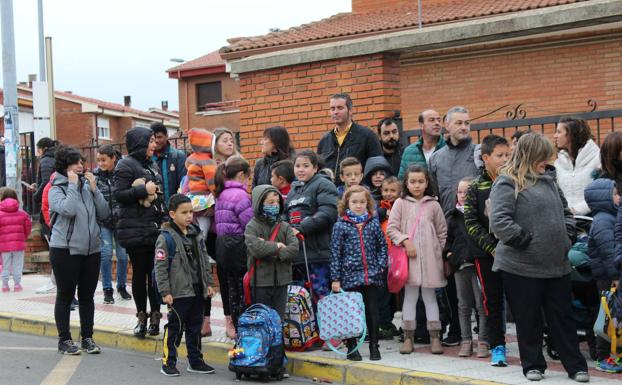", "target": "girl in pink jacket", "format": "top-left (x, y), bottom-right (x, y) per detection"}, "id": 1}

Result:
top-left (0, 187), bottom-right (32, 292)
